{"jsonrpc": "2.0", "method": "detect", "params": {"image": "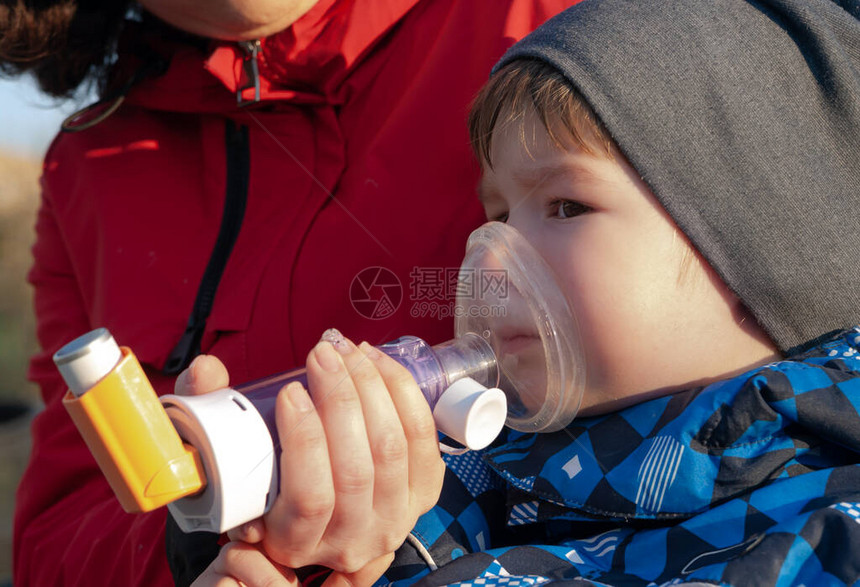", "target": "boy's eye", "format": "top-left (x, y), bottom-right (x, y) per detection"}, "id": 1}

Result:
top-left (551, 199), bottom-right (591, 219)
